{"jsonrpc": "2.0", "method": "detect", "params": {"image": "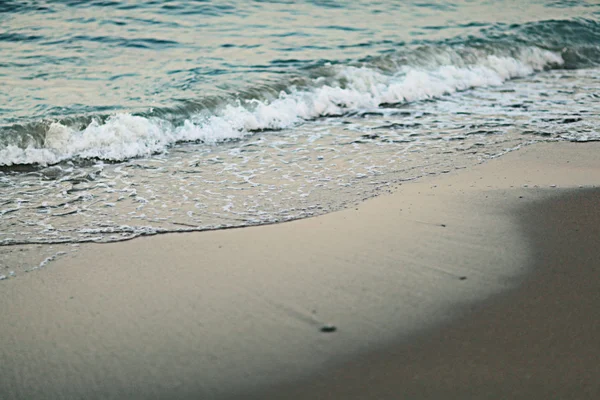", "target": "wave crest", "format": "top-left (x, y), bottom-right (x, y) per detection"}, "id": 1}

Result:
top-left (0, 46), bottom-right (563, 166)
